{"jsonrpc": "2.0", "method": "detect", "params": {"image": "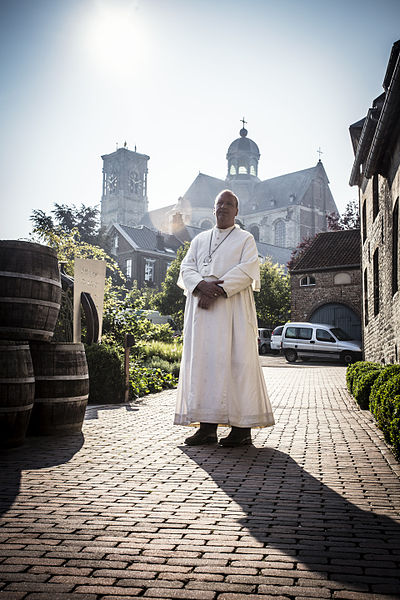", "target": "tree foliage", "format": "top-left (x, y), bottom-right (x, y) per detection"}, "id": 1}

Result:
top-left (153, 242), bottom-right (190, 330)
top-left (287, 234), bottom-right (316, 270)
top-left (30, 203), bottom-right (109, 248)
top-left (254, 259), bottom-right (291, 327)
top-left (327, 199), bottom-right (360, 231)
